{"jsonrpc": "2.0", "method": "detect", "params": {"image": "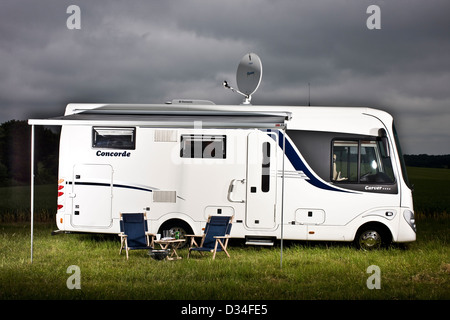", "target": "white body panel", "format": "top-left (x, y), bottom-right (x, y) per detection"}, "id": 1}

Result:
top-left (53, 104), bottom-right (416, 244)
